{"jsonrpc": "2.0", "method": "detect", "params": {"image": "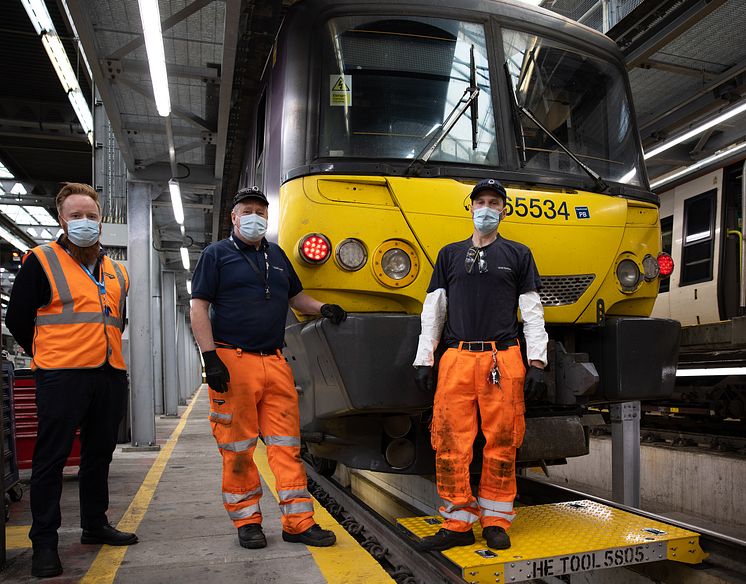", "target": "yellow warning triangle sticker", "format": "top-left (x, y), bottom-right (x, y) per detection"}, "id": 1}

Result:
top-left (332, 77), bottom-right (350, 92)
